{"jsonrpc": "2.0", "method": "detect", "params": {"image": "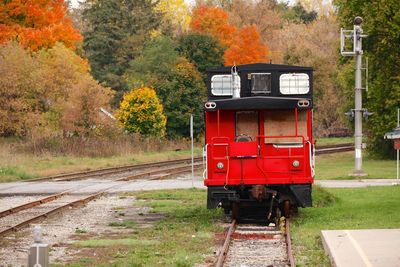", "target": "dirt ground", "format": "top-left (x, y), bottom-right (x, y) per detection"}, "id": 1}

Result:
top-left (0, 195), bottom-right (162, 267)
